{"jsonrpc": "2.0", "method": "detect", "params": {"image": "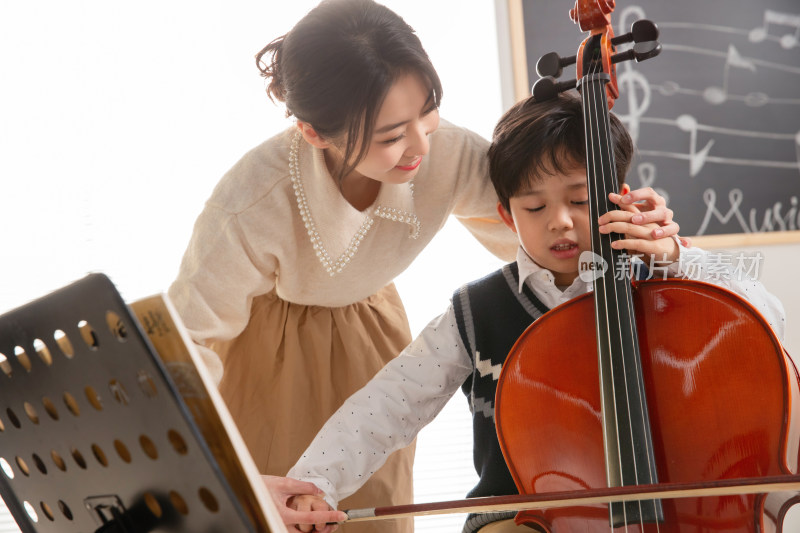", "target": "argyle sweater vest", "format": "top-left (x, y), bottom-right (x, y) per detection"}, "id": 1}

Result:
top-left (452, 262), bottom-right (550, 500)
